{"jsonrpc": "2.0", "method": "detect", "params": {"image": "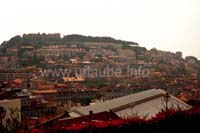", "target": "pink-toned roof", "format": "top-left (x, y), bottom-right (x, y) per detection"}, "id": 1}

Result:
top-left (32, 89), bottom-right (57, 94)
top-left (13, 79), bottom-right (22, 84)
top-left (38, 84), bottom-right (55, 90)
